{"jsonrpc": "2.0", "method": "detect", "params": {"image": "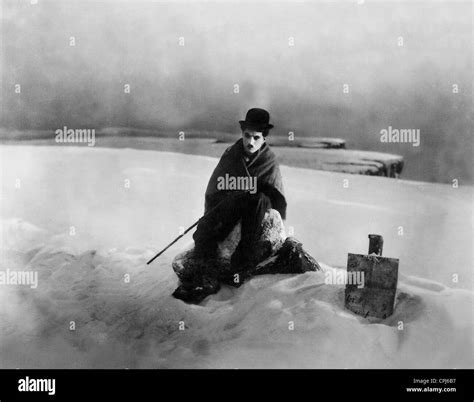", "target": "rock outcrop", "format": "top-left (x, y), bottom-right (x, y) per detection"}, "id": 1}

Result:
top-left (172, 209), bottom-right (320, 303)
